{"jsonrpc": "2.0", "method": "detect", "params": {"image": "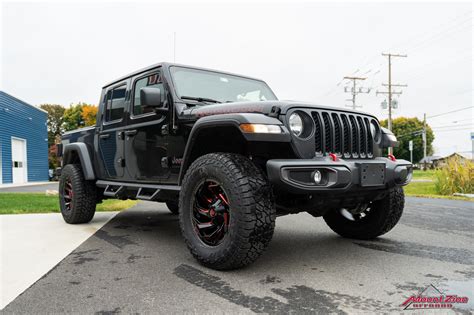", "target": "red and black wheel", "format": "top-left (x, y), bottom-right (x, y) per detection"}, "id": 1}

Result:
top-left (179, 153), bottom-right (275, 270)
top-left (191, 180), bottom-right (230, 246)
top-left (59, 164), bottom-right (97, 224)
